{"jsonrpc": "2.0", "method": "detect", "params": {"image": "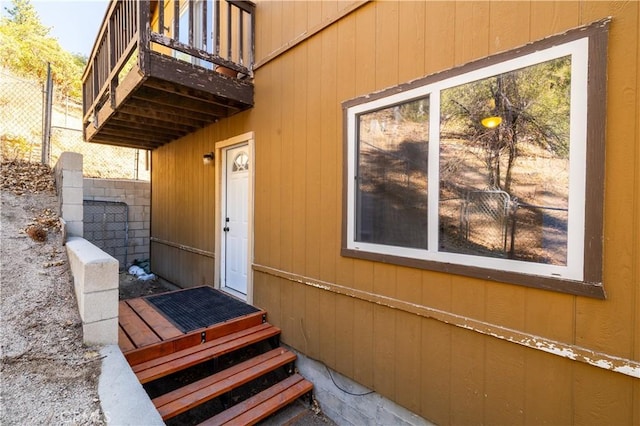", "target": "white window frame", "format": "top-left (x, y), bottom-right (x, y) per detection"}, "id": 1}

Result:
top-left (345, 36), bottom-right (596, 288)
